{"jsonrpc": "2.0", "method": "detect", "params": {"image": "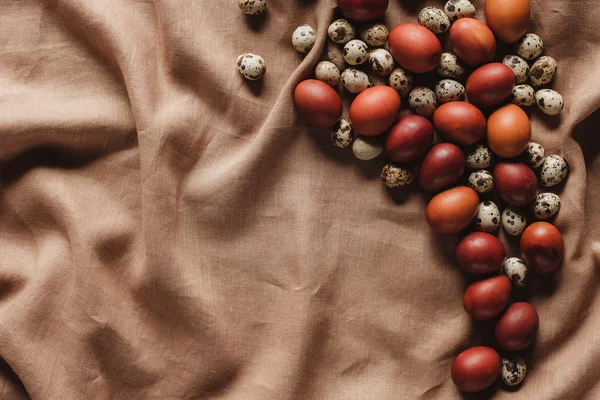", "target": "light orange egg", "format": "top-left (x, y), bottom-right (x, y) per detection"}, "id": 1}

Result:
top-left (485, 0), bottom-right (530, 43)
top-left (487, 104), bottom-right (531, 158)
